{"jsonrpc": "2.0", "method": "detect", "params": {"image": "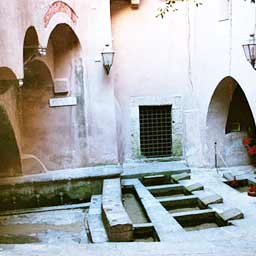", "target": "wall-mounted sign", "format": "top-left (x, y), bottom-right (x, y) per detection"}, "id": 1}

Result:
top-left (49, 96), bottom-right (77, 107)
top-left (44, 1), bottom-right (78, 28)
